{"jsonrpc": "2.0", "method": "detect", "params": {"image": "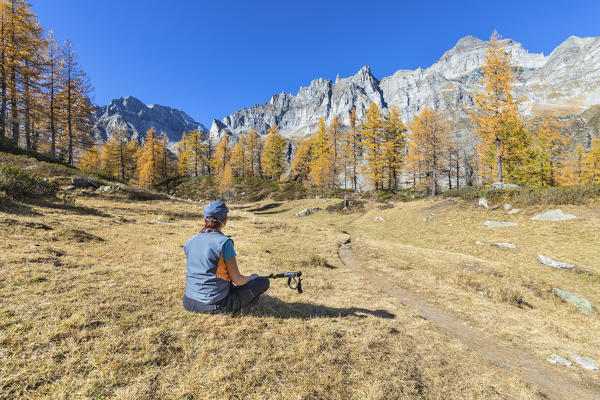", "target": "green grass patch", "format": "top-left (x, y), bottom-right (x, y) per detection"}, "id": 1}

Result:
top-left (444, 184), bottom-right (600, 205)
